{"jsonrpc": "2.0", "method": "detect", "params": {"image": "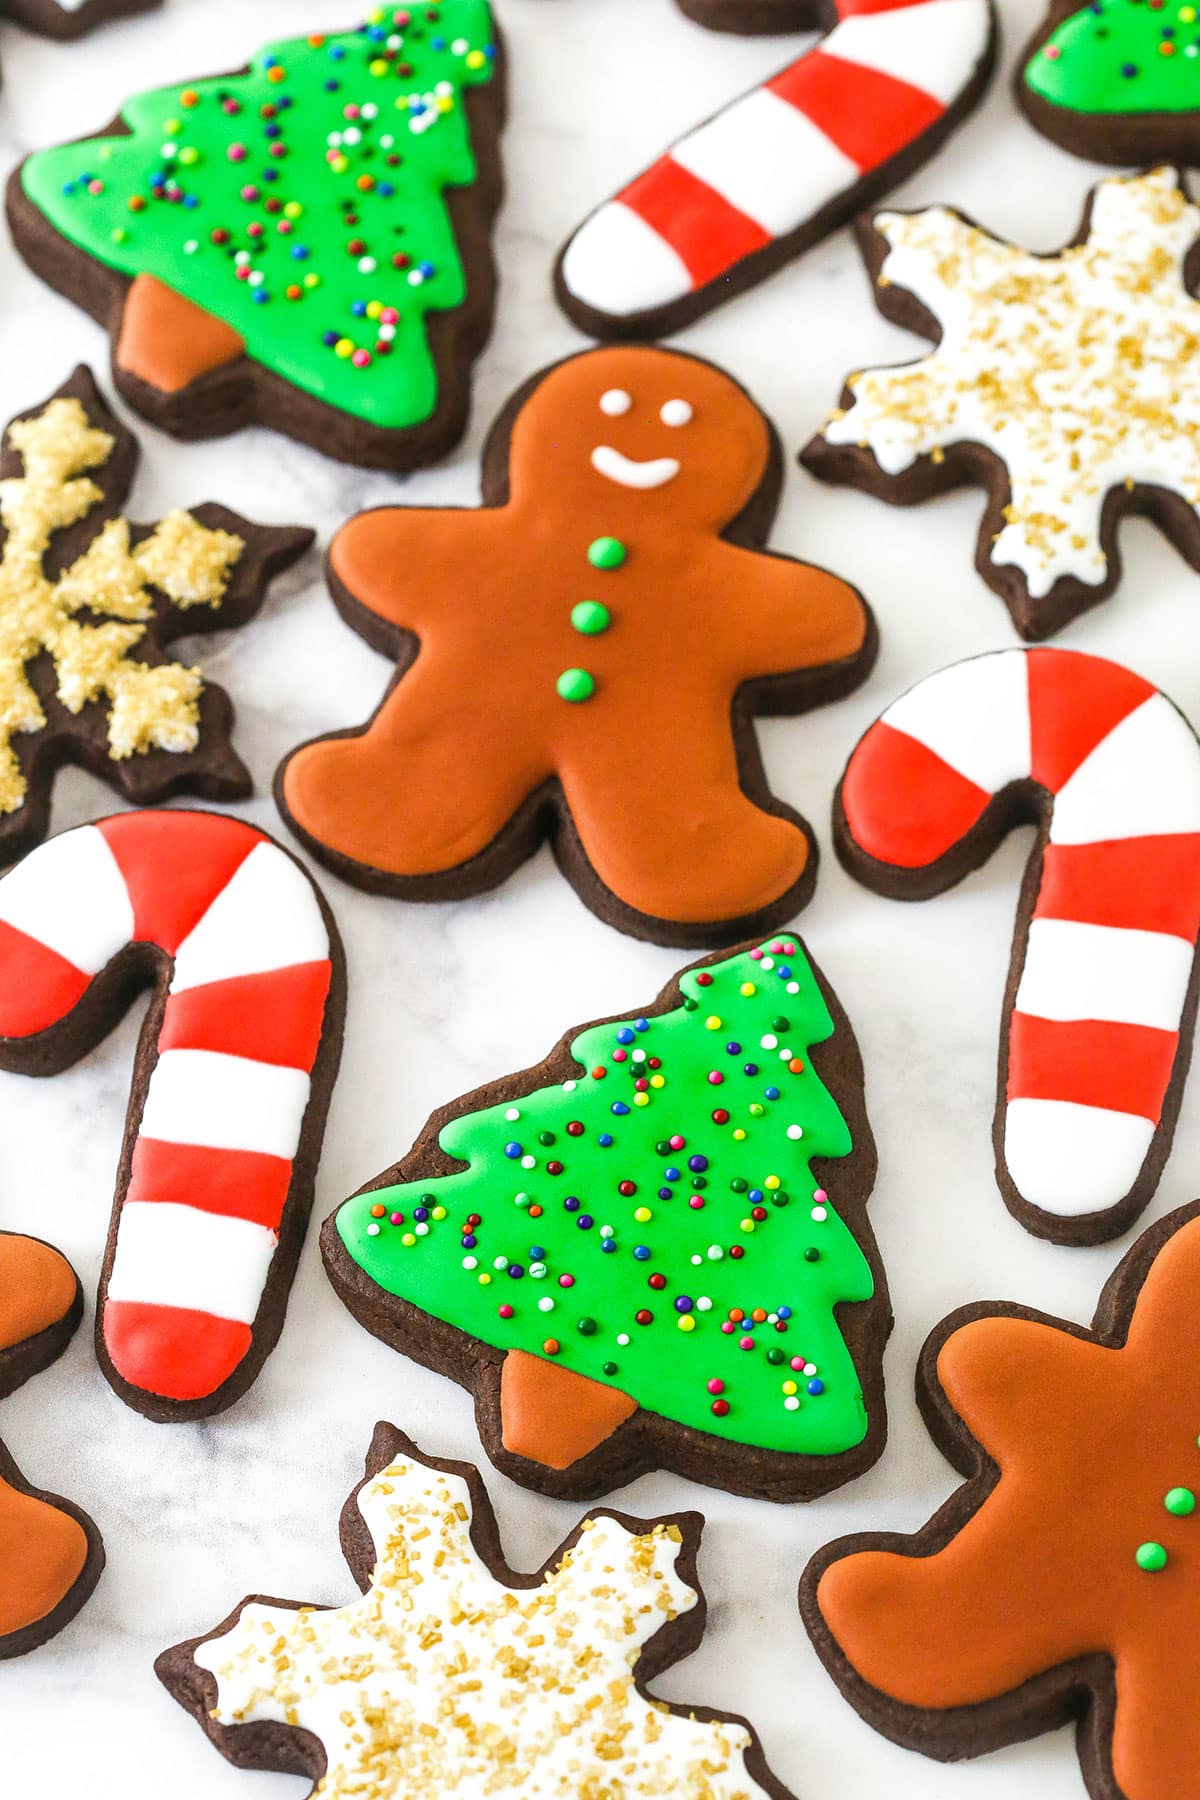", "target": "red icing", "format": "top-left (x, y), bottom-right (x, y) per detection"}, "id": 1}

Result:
top-left (620, 158), bottom-right (770, 288)
top-left (1027, 648), bottom-right (1153, 792)
top-left (97, 811), bottom-right (260, 953)
top-left (841, 721), bottom-right (991, 867)
top-left (124, 1137), bottom-right (293, 1229)
top-left (160, 961), bottom-right (332, 1069)
top-left (1036, 838), bottom-right (1200, 939)
top-left (1007, 1013), bottom-right (1177, 1121)
top-left (0, 919), bottom-right (89, 1036)
top-left (770, 54), bottom-right (943, 169)
top-left (103, 1299), bottom-right (253, 1401)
